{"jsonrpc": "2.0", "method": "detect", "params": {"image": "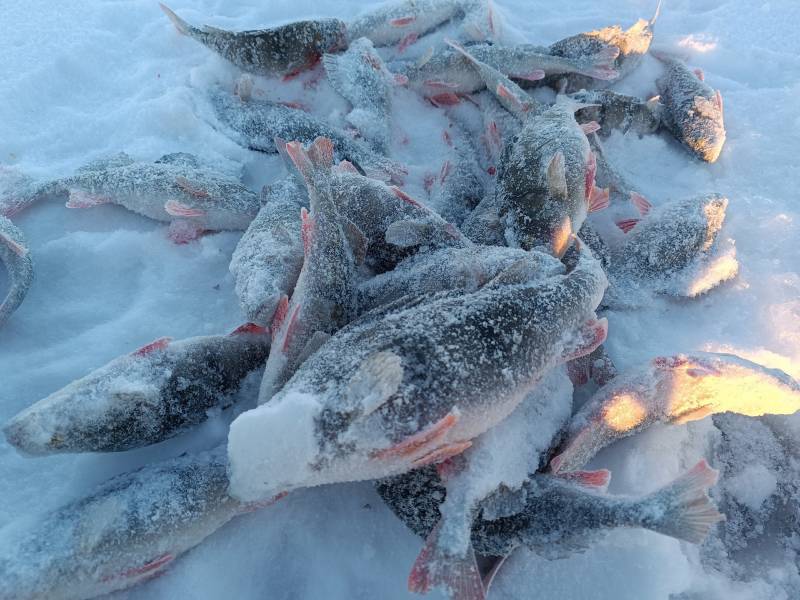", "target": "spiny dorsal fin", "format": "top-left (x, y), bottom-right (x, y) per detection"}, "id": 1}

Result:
top-left (345, 351), bottom-right (404, 417)
top-left (547, 151), bottom-right (568, 199)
